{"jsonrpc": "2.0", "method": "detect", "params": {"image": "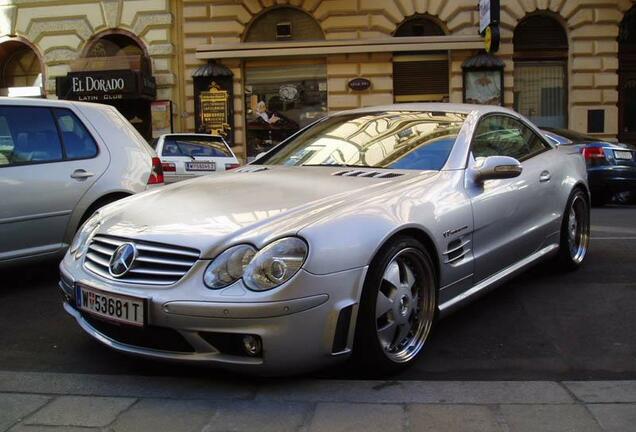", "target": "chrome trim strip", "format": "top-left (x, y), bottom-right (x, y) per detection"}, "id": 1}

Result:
top-left (0, 209), bottom-right (71, 225)
top-left (439, 243), bottom-right (559, 314)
